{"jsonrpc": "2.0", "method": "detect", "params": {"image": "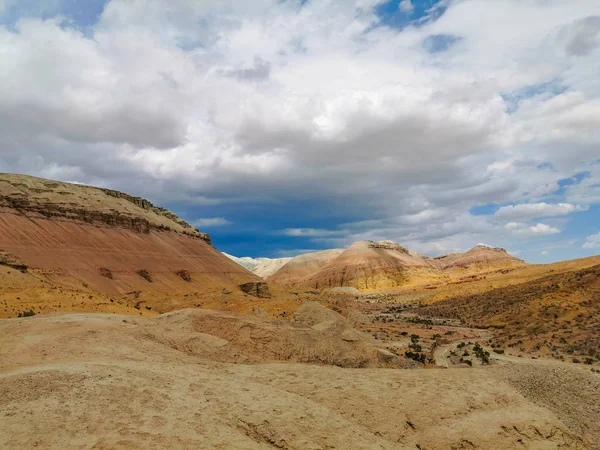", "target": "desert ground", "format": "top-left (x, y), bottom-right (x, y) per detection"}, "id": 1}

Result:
top-left (1, 174), bottom-right (599, 449)
top-left (2, 306), bottom-right (599, 449)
